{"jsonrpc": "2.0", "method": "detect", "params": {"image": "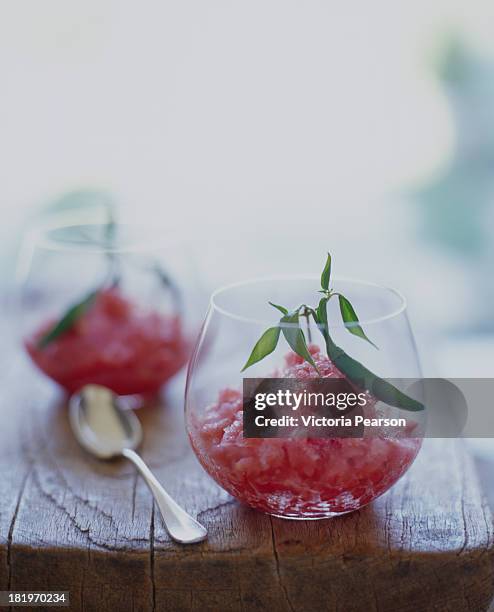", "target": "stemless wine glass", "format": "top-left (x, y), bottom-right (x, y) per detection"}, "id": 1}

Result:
top-left (185, 276), bottom-right (424, 519)
top-left (16, 222), bottom-right (204, 400)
